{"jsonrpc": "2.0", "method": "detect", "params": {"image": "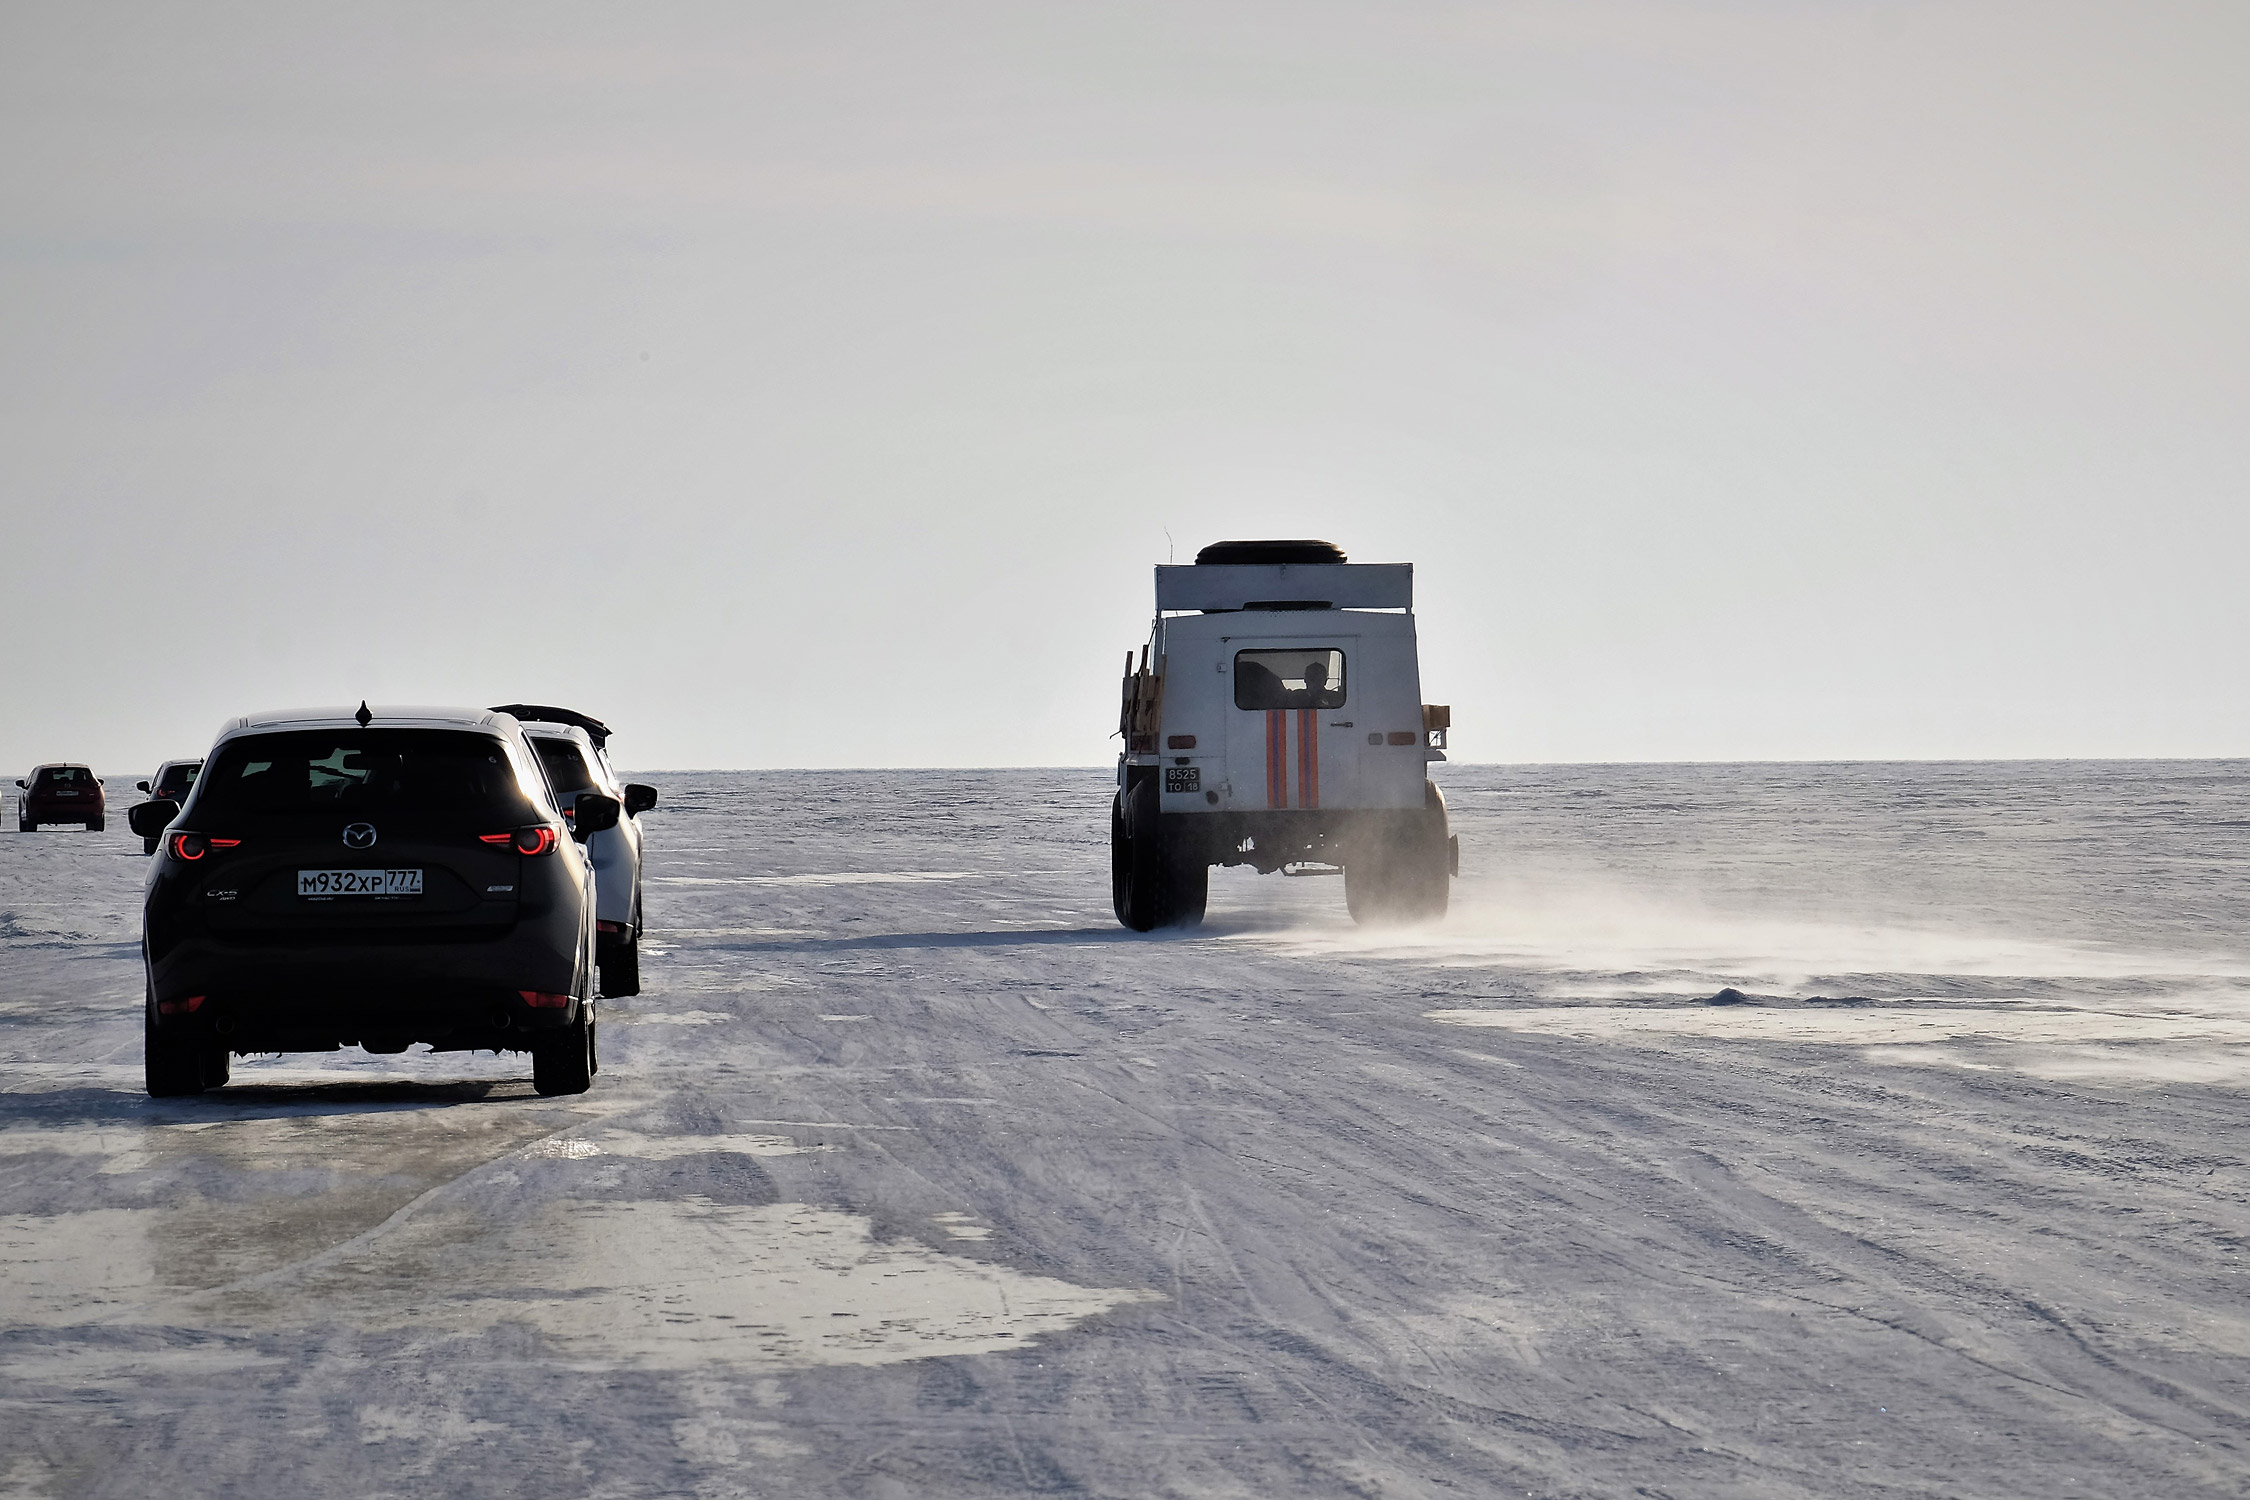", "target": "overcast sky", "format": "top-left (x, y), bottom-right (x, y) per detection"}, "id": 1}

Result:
top-left (4, 1), bottom-right (2246, 772)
